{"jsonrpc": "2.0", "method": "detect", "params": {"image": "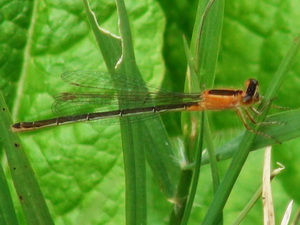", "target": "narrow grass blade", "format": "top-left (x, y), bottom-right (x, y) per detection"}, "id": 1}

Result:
top-left (191, 0), bottom-right (224, 198)
top-left (188, 0), bottom-right (224, 192)
top-left (0, 91), bottom-right (54, 225)
top-left (170, 0), bottom-right (224, 224)
top-left (83, 0), bottom-right (177, 200)
top-left (262, 146), bottom-right (274, 225)
top-left (281, 200), bottom-right (294, 225)
top-left (83, 0), bottom-right (180, 223)
top-left (83, 0), bottom-right (147, 223)
top-left (263, 35), bottom-right (300, 101)
top-left (180, 113), bottom-right (205, 225)
top-left (201, 33), bottom-right (300, 225)
top-left (190, 0), bottom-right (224, 87)
top-left (0, 163), bottom-right (19, 225)
top-left (232, 163), bottom-right (285, 225)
